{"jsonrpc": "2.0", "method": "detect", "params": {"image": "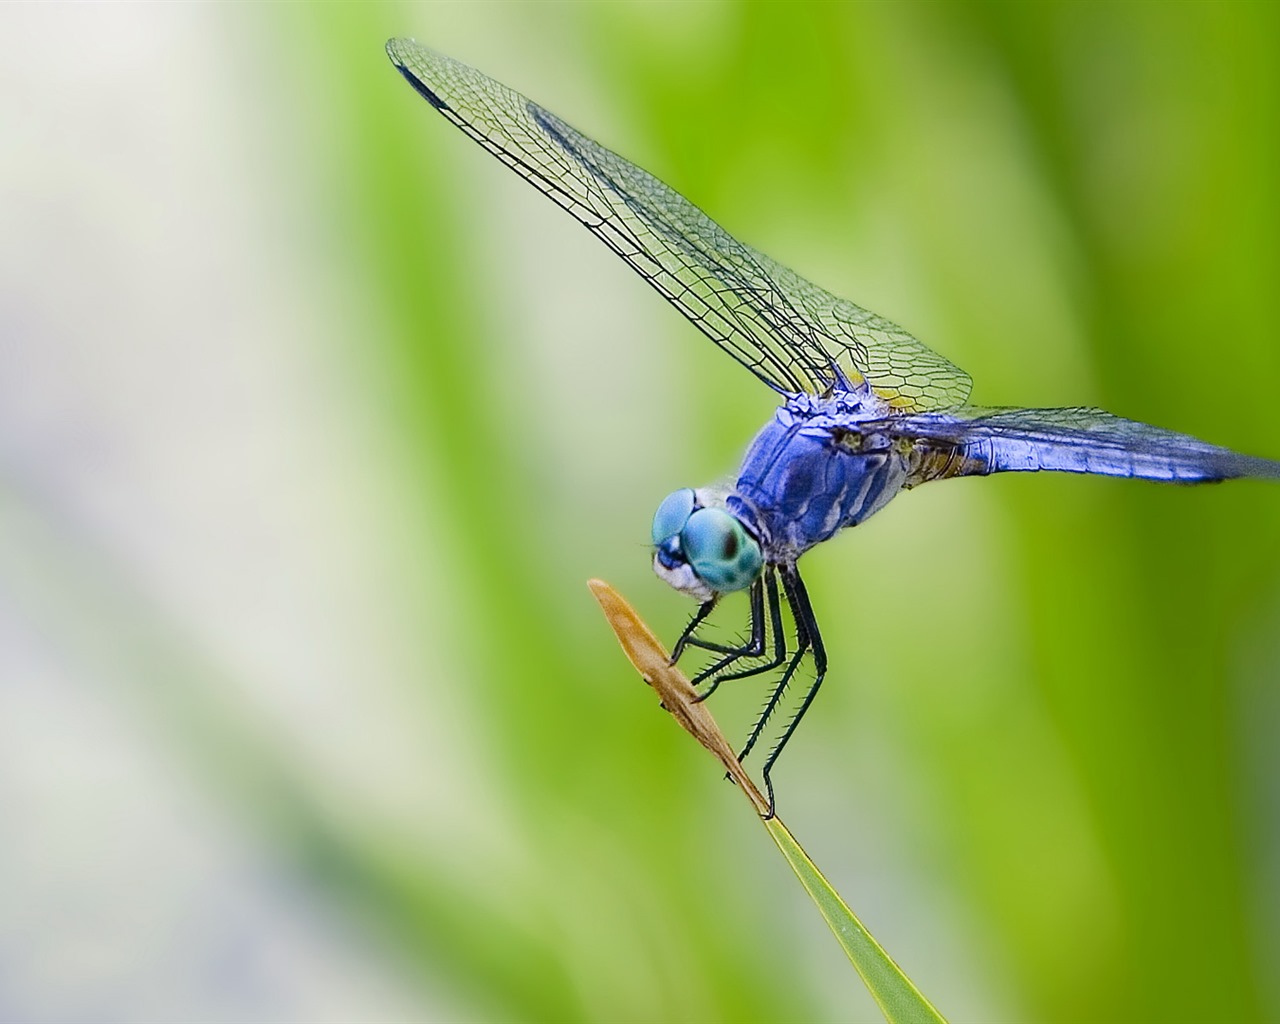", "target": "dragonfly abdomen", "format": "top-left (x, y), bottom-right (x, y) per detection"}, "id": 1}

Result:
top-left (899, 436), bottom-right (992, 486)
